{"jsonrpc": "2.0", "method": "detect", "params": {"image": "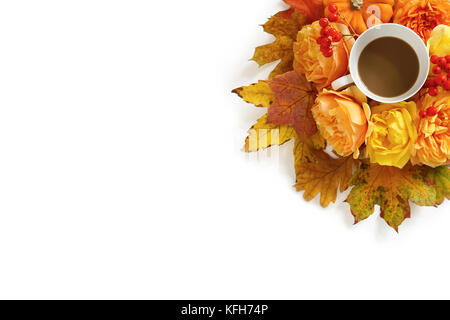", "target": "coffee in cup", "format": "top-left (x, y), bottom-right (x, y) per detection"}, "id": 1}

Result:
top-left (332, 24), bottom-right (429, 103)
